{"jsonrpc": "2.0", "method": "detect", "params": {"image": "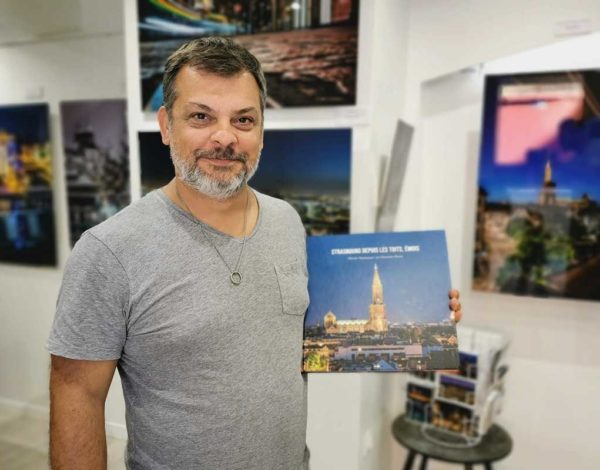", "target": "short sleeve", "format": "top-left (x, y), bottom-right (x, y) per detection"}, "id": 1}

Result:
top-left (47, 232), bottom-right (129, 360)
